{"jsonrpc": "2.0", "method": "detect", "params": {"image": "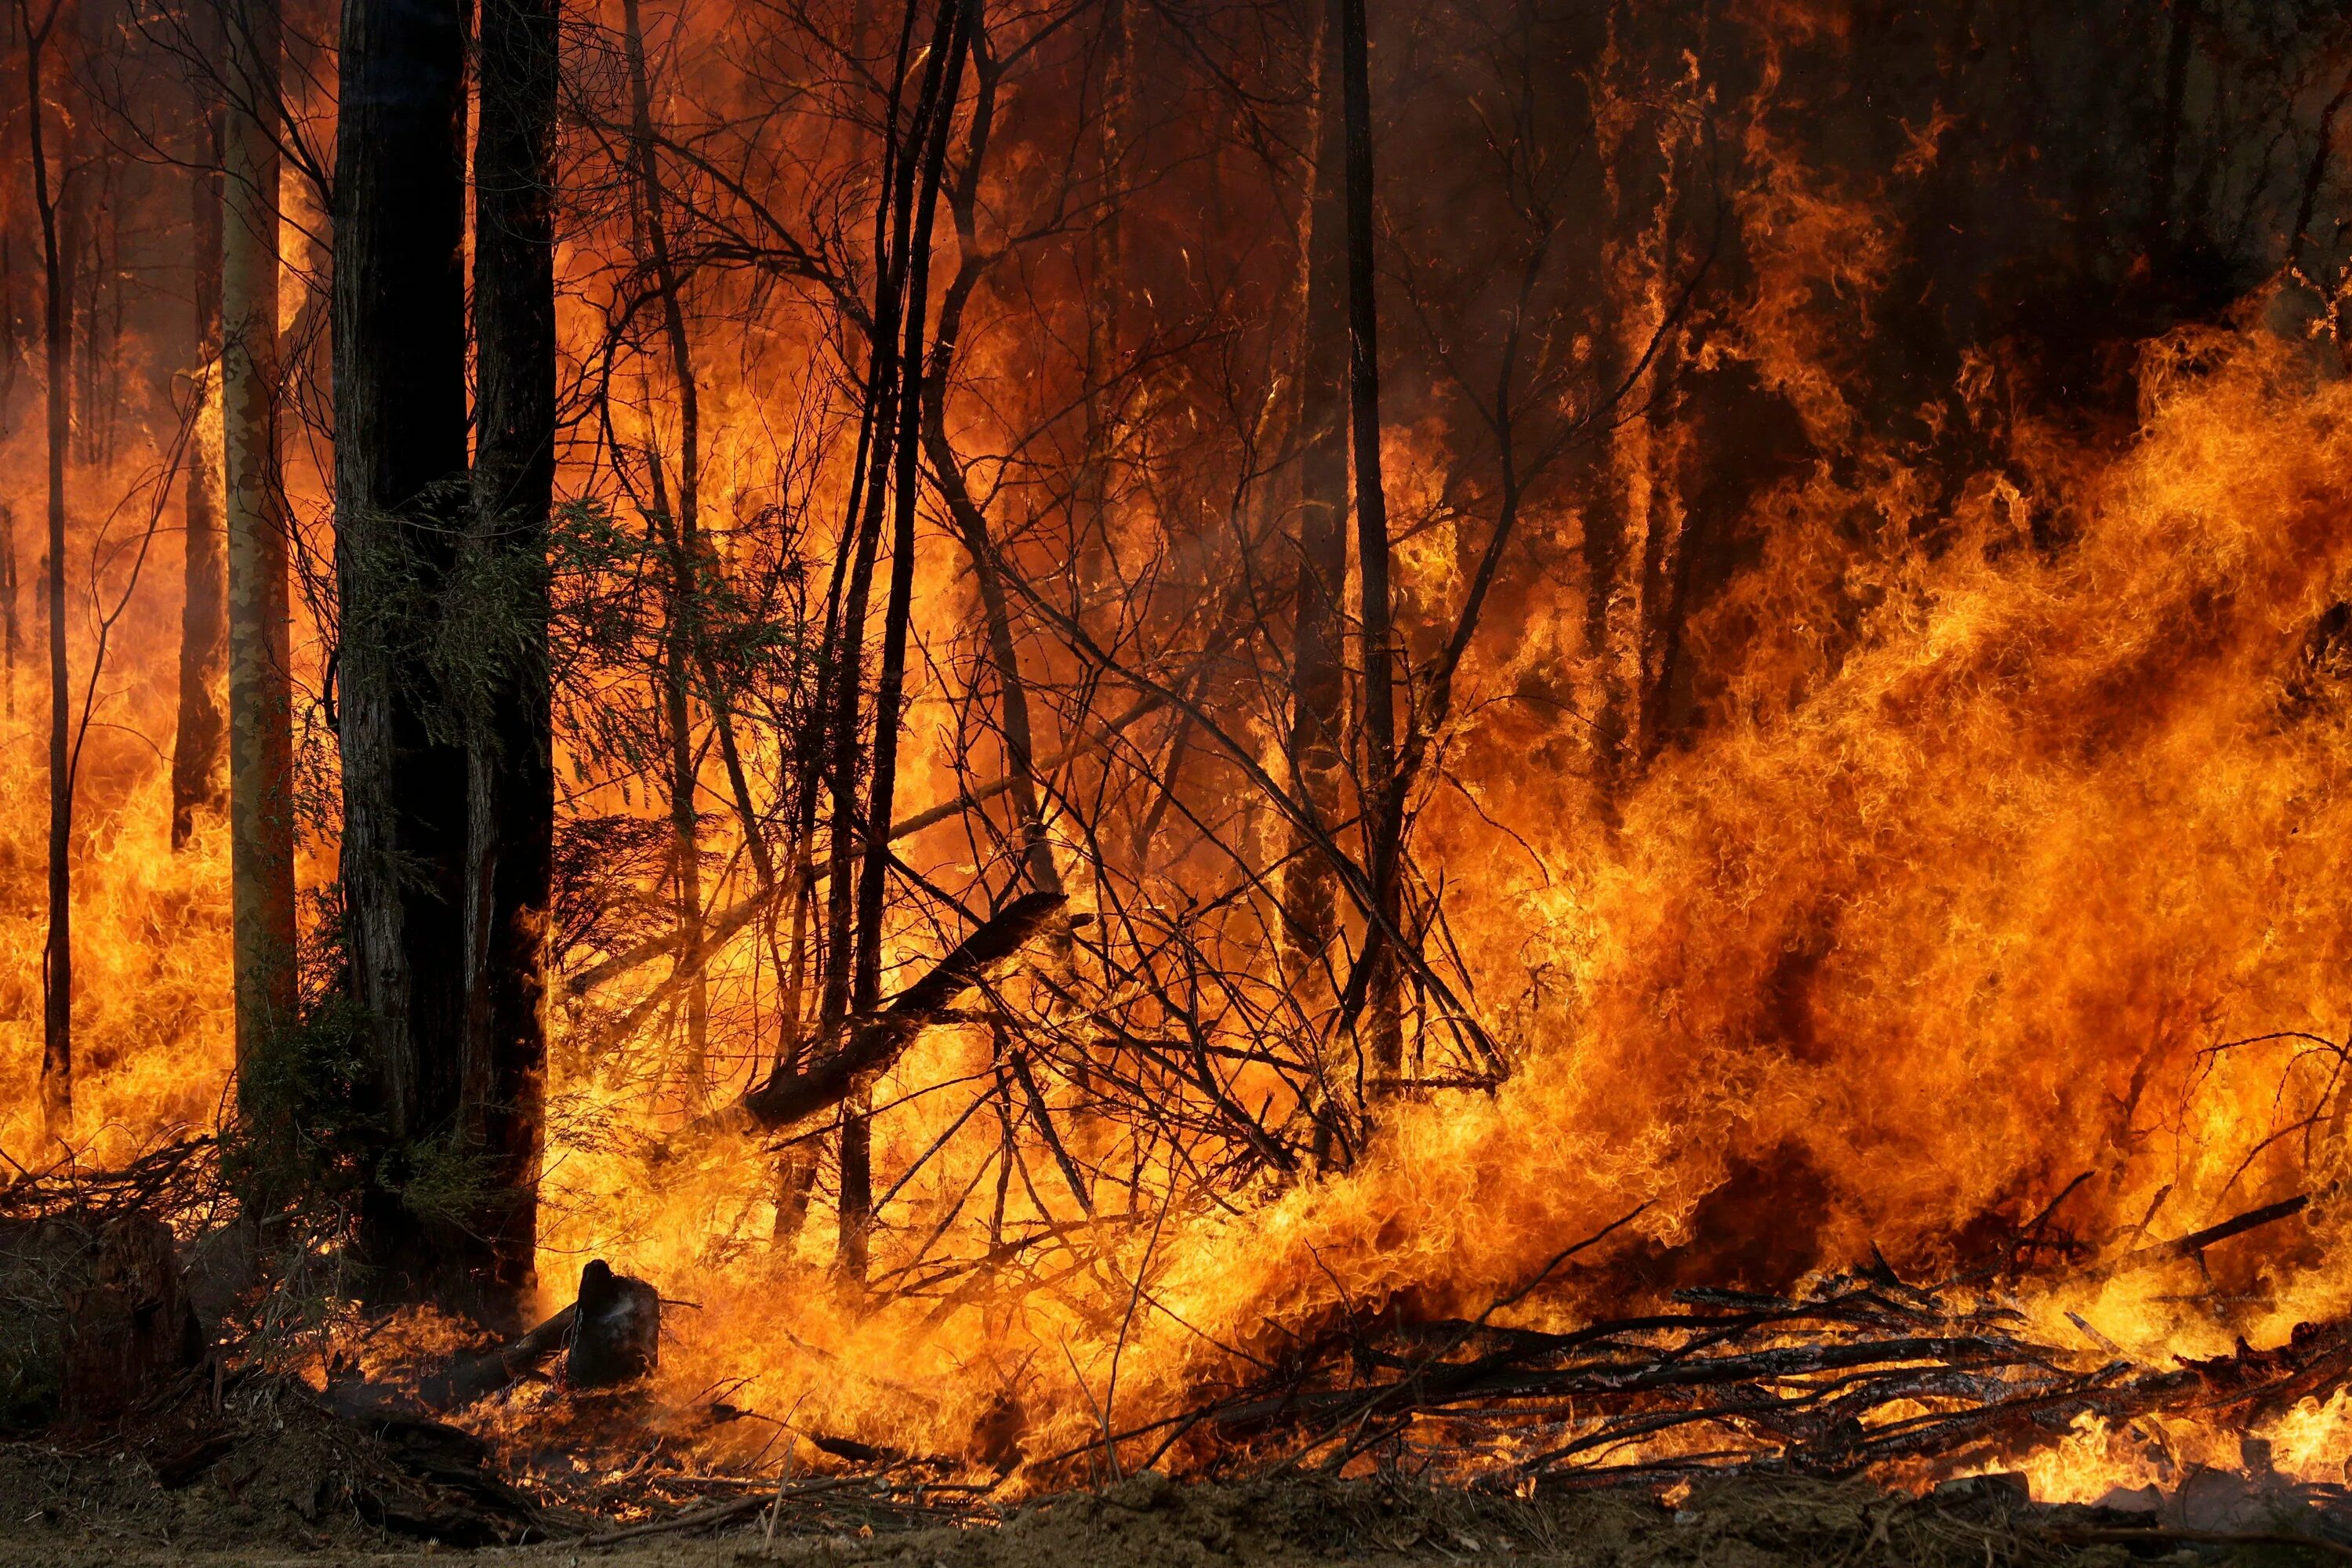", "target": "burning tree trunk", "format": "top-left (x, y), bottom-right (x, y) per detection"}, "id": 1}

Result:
top-left (333, 0), bottom-right (479, 1308)
top-left (463, 0), bottom-right (560, 1327)
top-left (1584, 37), bottom-right (1702, 810)
top-left (811, 0), bottom-right (974, 1283)
top-left (22, 0), bottom-right (77, 1138)
top-left (222, 0), bottom-right (299, 1086)
top-left (1336, 0), bottom-right (1403, 1083)
top-left (920, 34), bottom-right (1056, 909)
top-left (844, 0), bottom-right (971, 1283)
top-left (1076, 0), bottom-right (1128, 585)
top-left (0, 192), bottom-right (15, 713)
top-left (619, 0), bottom-right (712, 1105)
top-left (1281, 0), bottom-right (1350, 998)
top-left (172, 122), bottom-right (227, 851)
